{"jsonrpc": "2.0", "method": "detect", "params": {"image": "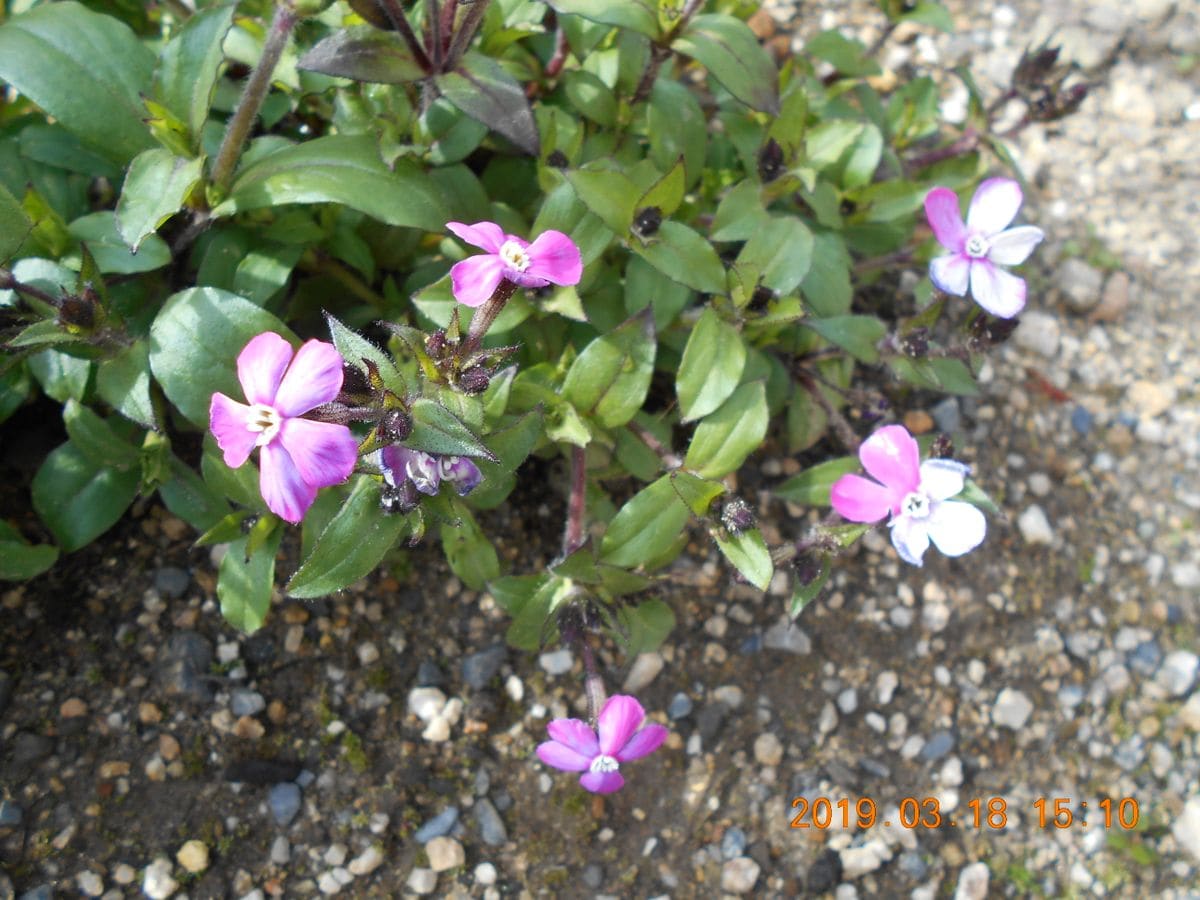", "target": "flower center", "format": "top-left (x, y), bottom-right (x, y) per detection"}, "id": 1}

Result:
top-left (499, 240), bottom-right (531, 273)
top-left (901, 491), bottom-right (932, 519)
top-left (589, 754), bottom-right (620, 774)
top-left (246, 403), bottom-right (282, 446)
top-left (964, 234), bottom-right (990, 259)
